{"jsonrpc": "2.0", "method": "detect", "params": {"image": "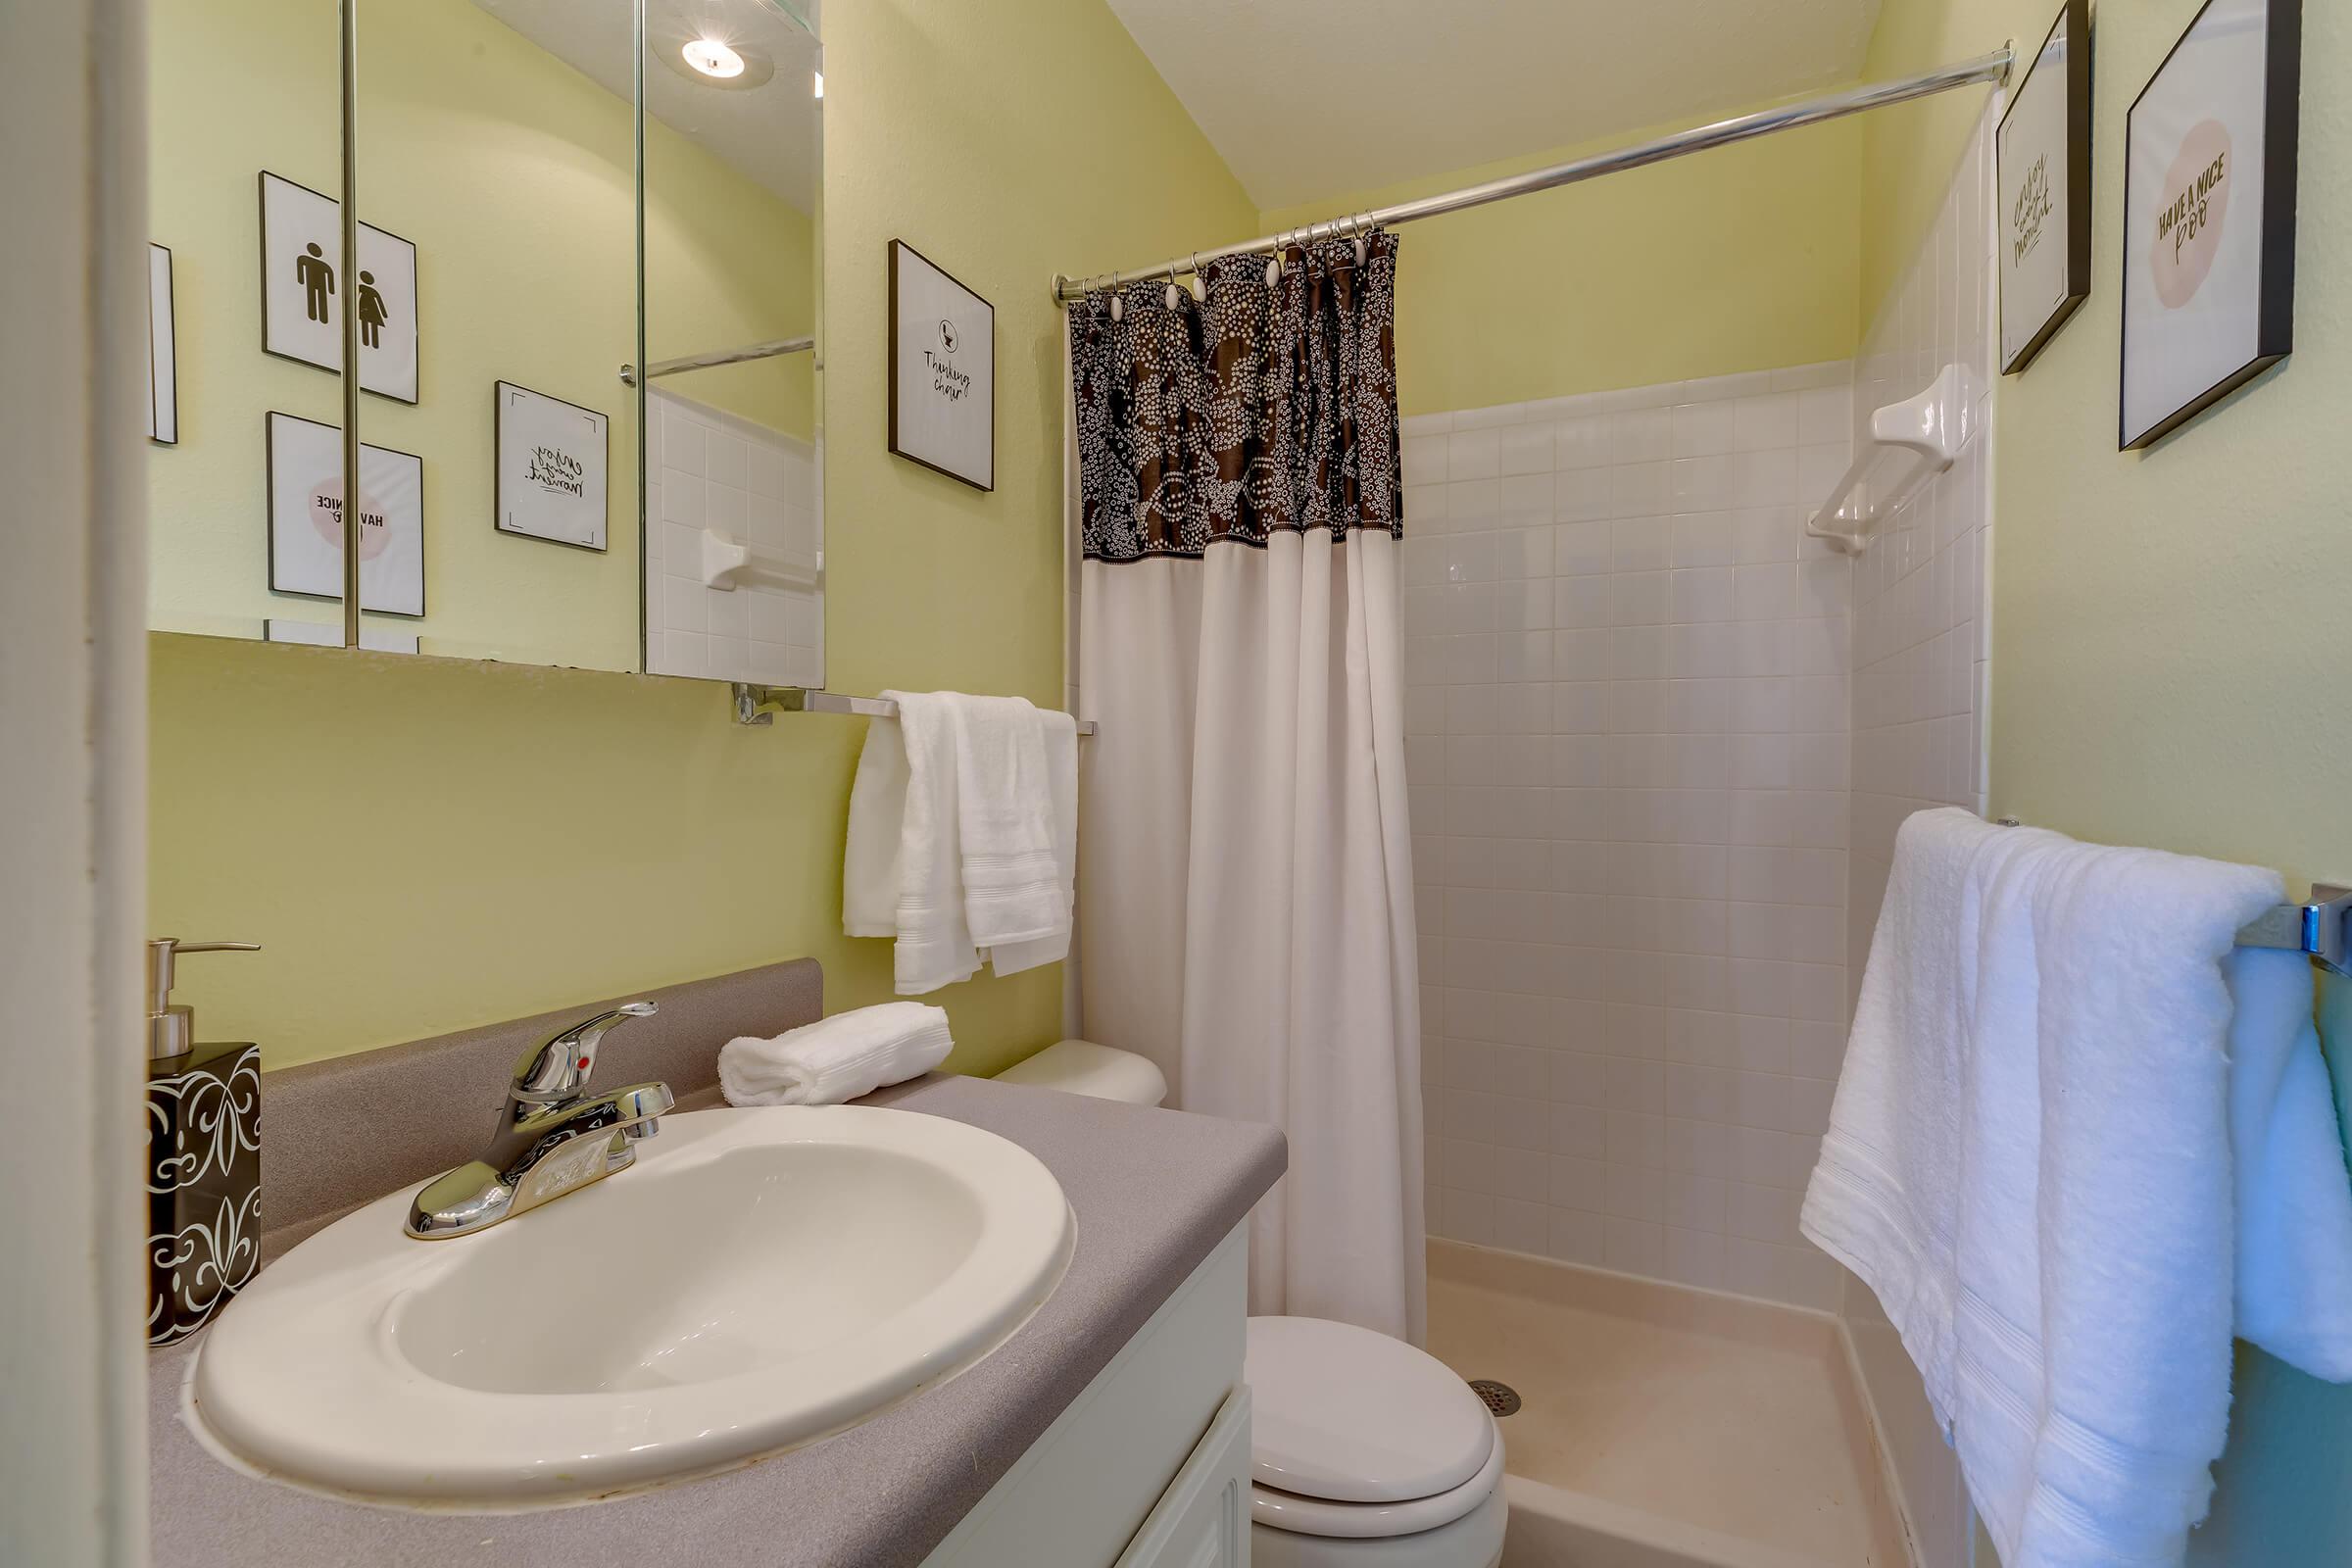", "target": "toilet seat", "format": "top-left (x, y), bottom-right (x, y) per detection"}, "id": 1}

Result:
top-left (1245, 1316), bottom-right (1501, 1542)
top-left (1250, 1424), bottom-right (1503, 1538)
